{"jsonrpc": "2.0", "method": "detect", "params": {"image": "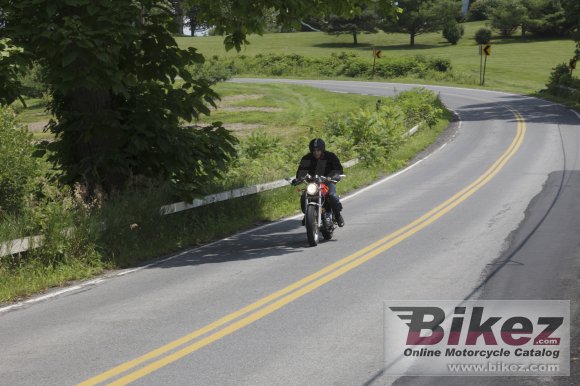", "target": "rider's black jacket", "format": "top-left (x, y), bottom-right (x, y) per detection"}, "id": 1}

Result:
top-left (296, 151), bottom-right (343, 179)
